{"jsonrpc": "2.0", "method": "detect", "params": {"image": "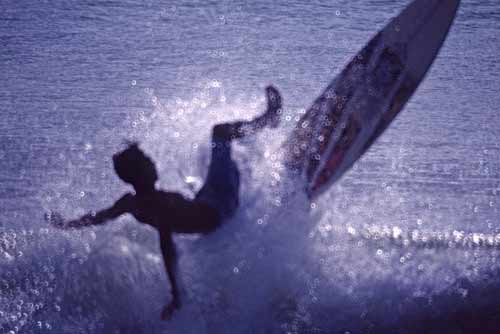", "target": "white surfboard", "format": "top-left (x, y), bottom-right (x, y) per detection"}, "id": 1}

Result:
top-left (284, 0), bottom-right (460, 199)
